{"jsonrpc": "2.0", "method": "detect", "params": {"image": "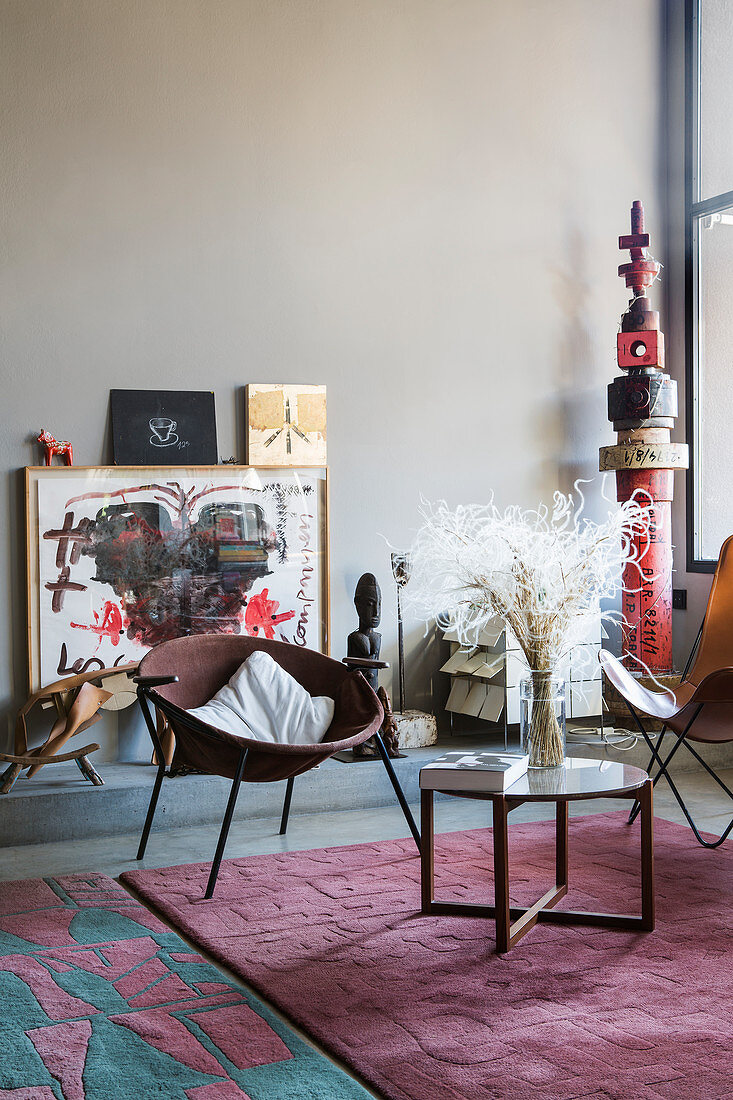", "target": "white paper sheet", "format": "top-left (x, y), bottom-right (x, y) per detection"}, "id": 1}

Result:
top-left (571, 680), bottom-right (603, 716)
top-left (440, 647), bottom-right (477, 674)
top-left (571, 644), bottom-right (602, 682)
top-left (479, 685), bottom-right (505, 722)
top-left (457, 652), bottom-right (489, 675)
top-left (477, 618), bottom-right (504, 646)
top-left (460, 682), bottom-right (488, 717)
top-left (445, 678), bottom-right (471, 713)
top-left (472, 654), bottom-right (506, 680)
top-left (505, 650), bottom-right (528, 687)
